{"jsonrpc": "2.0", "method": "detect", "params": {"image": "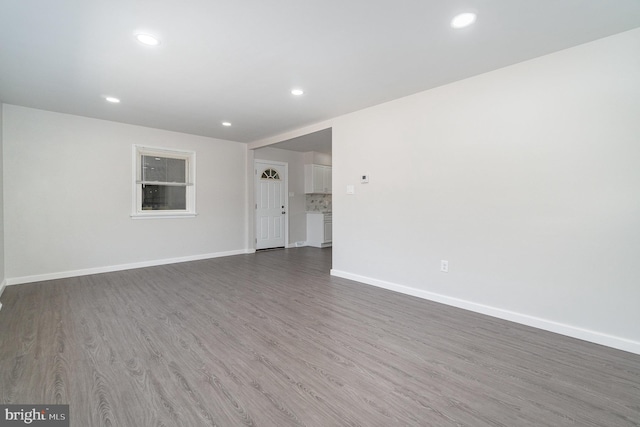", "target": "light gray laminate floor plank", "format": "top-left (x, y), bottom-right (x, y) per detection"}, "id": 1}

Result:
top-left (1, 248), bottom-right (639, 426)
